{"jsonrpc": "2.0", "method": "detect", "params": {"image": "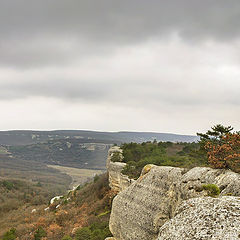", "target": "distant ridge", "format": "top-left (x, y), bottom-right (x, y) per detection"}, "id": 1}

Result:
top-left (0, 130), bottom-right (198, 146)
